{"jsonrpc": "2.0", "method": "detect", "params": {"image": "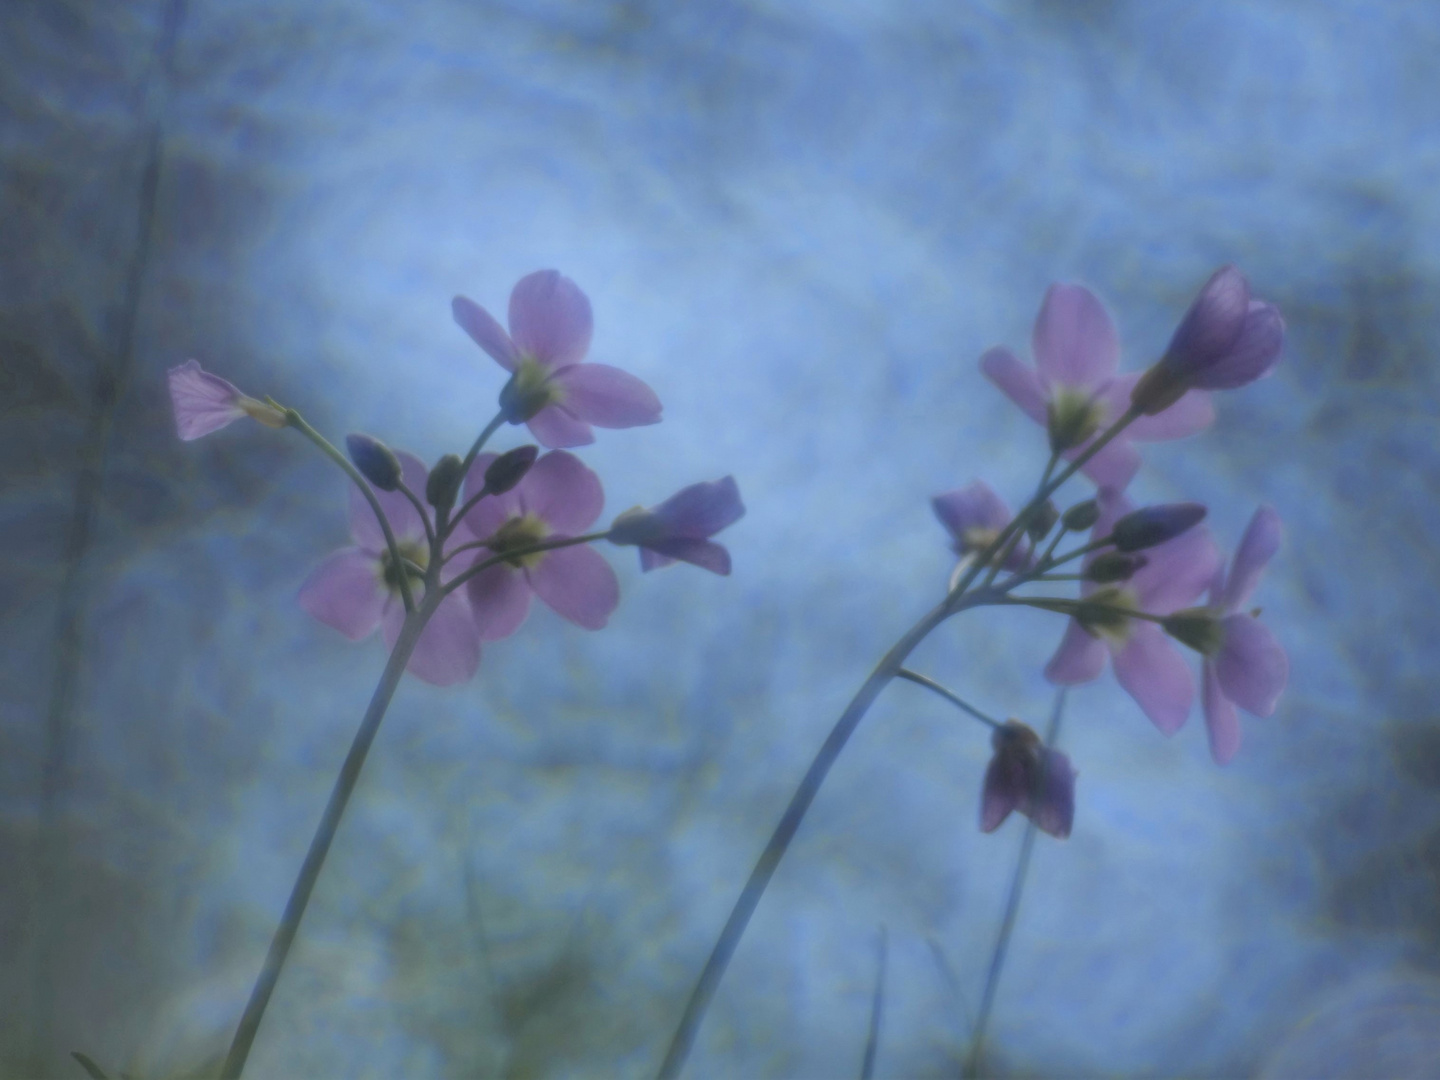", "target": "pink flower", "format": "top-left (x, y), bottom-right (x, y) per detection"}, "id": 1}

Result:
top-left (1199, 506), bottom-right (1289, 764)
top-left (167, 359), bottom-right (285, 440)
top-left (980, 720), bottom-right (1076, 839)
top-left (459, 449), bottom-right (619, 638)
top-left (608, 476), bottom-right (745, 575)
top-left (1045, 490), bottom-right (1220, 734)
top-left (931, 480), bottom-right (1030, 571)
top-left (298, 451), bottom-right (480, 687)
top-left (981, 284), bottom-right (1215, 490)
top-left (452, 270), bottom-right (662, 449)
